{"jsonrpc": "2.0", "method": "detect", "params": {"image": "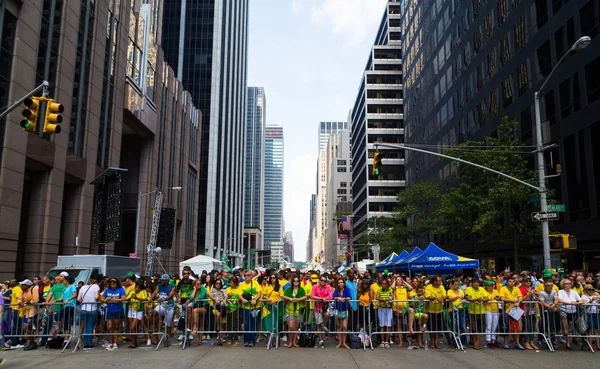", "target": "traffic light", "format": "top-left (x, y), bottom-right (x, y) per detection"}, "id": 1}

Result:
top-left (21, 97), bottom-right (40, 132)
top-left (43, 98), bottom-right (63, 134)
top-left (549, 234), bottom-right (577, 250)
top-left (372, 151), bottom-right (383, 176)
